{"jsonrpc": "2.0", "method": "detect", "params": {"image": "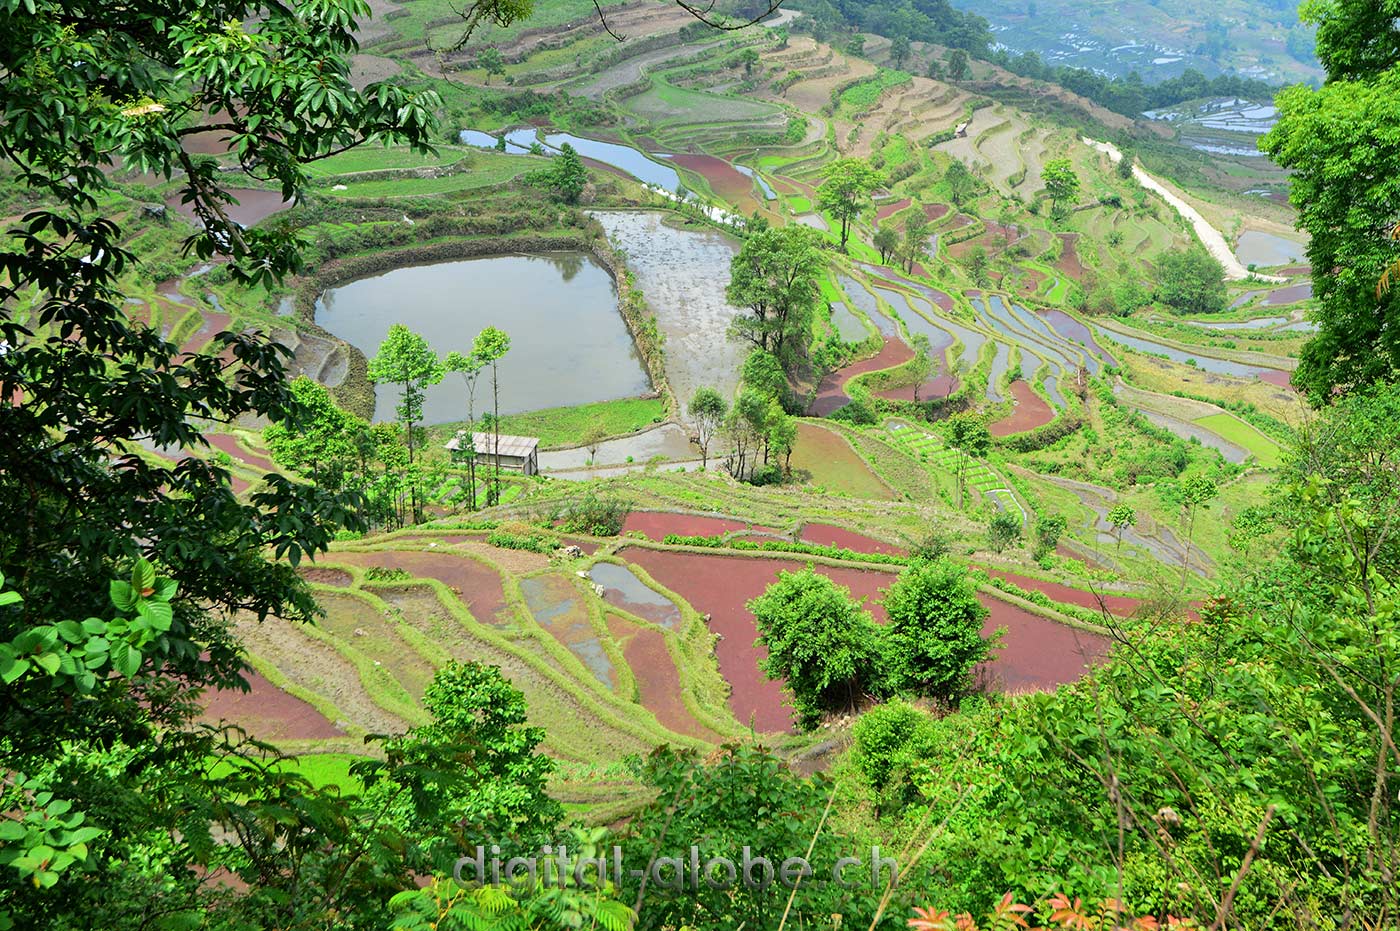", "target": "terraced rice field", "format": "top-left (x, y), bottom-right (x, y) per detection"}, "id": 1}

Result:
top-left (788, 422), bottom-right (895, 500)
